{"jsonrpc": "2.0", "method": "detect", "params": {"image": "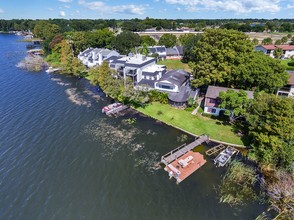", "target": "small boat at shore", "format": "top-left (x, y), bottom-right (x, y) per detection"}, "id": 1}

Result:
top-left (214, 146), bottom-right (238, 167)
top-left (46, 67), bottom-right (61, 73)
top-left (102, 102), bottom-right (123, 114)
